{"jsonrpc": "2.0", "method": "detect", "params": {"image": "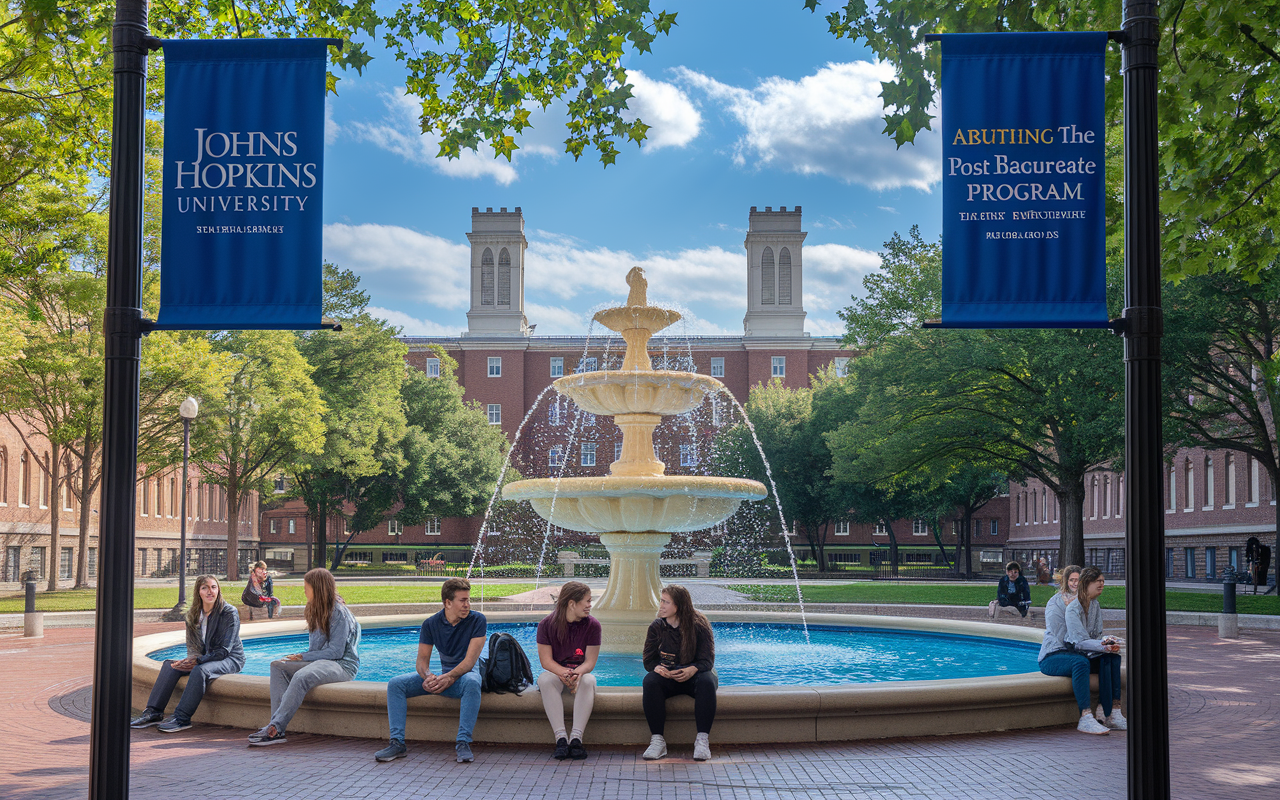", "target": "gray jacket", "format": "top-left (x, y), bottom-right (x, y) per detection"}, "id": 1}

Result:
top-left (1037, 593), bottom-right (1072, 662)
top-left (302, 602), bottom-right (361, 677)
top-left (1065, 598), bottom-right (1108, 655)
